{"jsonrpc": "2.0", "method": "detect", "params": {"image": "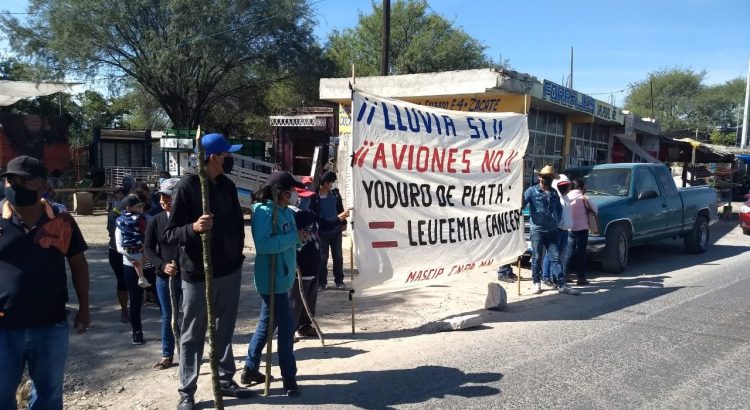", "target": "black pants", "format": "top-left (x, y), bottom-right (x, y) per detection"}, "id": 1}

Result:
top-left (288, 277), bottom-right (318, 331)
top-left (108, 247), bottom-right (127, 292)
top-left (123, 265), bottom-right (157, 333)
top-left (565, 230), bottom-right (589, 280)
top-left (318, 231), bottom-right (344, 286)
